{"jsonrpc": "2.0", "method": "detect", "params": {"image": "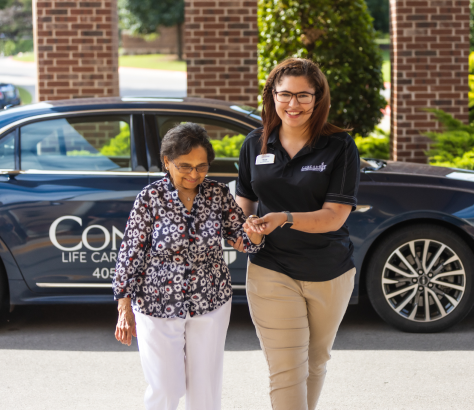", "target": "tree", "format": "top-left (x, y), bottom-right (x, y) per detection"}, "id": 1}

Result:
top-left (365, 0), bottom-right (389, 35)
top-left (258, 0), bottom-right (387, 136)
top-left (0, 0), bottom-right (32, 40)
top-left (118, 0), bottom-right (184, 60)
